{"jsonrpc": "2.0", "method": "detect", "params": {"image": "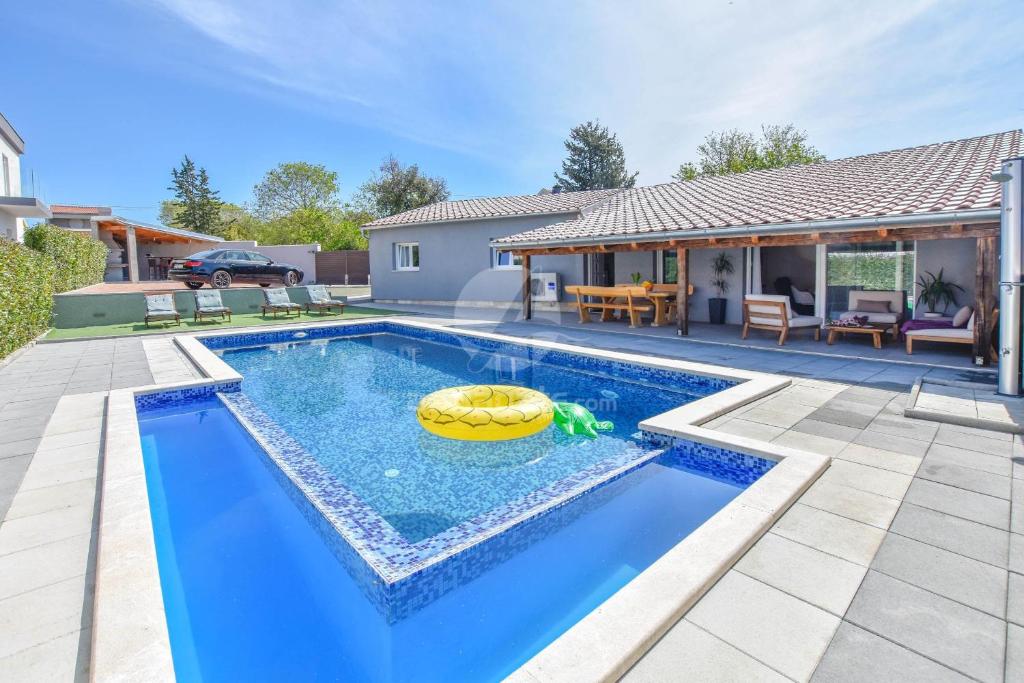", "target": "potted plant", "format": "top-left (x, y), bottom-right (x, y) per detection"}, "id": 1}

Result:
top-left (708, 252), bottom-right (734, 324)
top-left (630, 272), bottom-right (642, 285)
top-left (915, 269), bottom-right (964, 318)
